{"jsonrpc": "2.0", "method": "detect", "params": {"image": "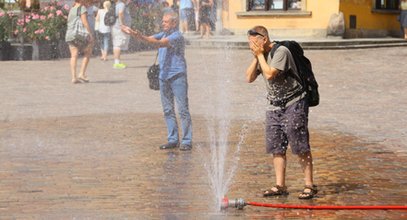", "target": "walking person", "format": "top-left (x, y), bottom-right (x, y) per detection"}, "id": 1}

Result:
top-left (95, 0), bottom-right (112, 61)
top-left (245, 26), bottom-right (317, 199)
top-left (111, 0), bottom-right (131, 69)
top-left (179, 0), bottom-right (196, 33)
top-left (400, 0), bottom-right (407, 40)
top-left (121, 10), bottom-right (193, 151)
top-left (65, 0), bottom-right (95, 84)
top-left (198, 0), bottom-right (213, 39)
